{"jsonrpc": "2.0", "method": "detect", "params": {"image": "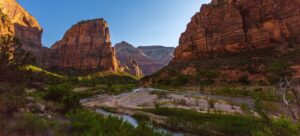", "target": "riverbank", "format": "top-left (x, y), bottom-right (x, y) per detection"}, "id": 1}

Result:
top-left (81, 88), bottom-right (250, 114)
